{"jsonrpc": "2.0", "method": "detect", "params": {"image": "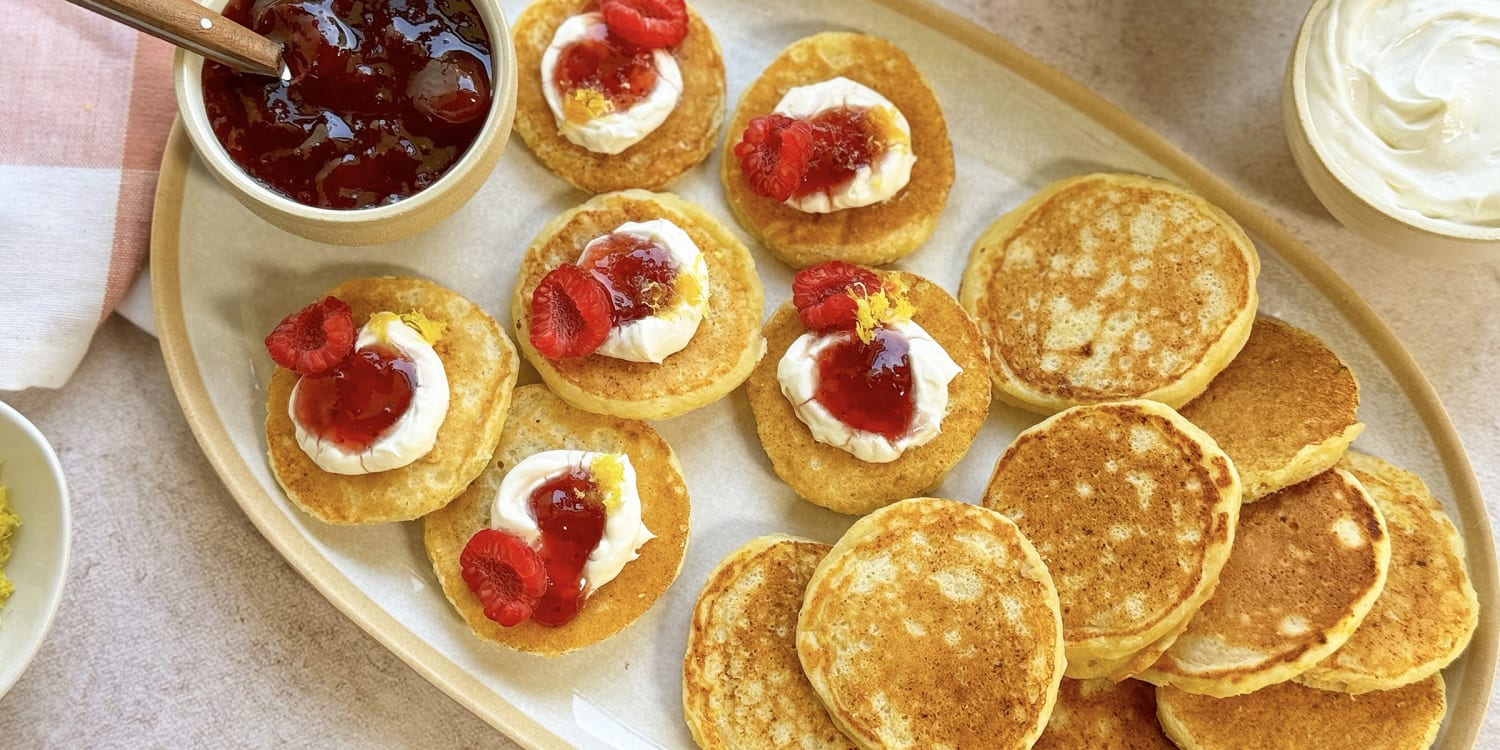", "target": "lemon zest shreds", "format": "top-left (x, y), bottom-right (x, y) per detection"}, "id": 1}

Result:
top-left (400, 310), bottom-right (446, 344)
top-left (850, 277), bottom-right (917, 343)
top-left (366, 311), bottom-right (402, 343)
top-left (589, 454), bottom-right (627, 513)
top-left (671, 270), bottom-right (705, 317)
top-left (869, 106), bottom-right (909, 148)
top-left (564, 88), bottom-right (612, 123)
